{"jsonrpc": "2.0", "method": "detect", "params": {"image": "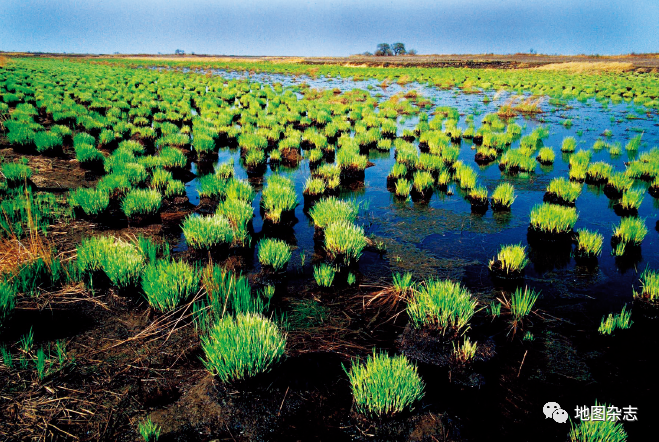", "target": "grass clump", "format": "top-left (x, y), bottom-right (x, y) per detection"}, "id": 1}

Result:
top-left (612, 217), bottom-right (647, 247)
top-left (407, 279), bottom-right (477, 335)
top-left (261, 175), bottom-right (298, 223)
top-left (616, 189), bottom-right (644, 212)
top-left (489, 244), bottom-right (528, 275)
top-left (529, 203), bottom-right (578, 234)
top-left (574, 229), bottom-right (604, 258)
top-left (201, 313), bottom-right (286, 383)
top-left (490, 183), bottom-right (516, 211)
top-left (75, 143), bottom-right (105, 167)
top-left (345, 351), bottom-right (425, 418)
top-left (2, 160), bottom-right (32, 186)
top-left (324, 221), bottom-right (368, 266)
top-left (568, 403), bottom-right (628, 441)
top-left (34, 131), bottom-right (63, 153)
top-left (121, 189), bottom-right (161, 218)
top-left (395, 178), bottom-right (412, 198)
top-left (636, 267), bottom-right (659, 303)
top-left (308, 197), bottom-right (358, 230)
top-left (314, 263), bottom-right (336, 287)
top-left (607, 172), bottom-right (633, 195)
top-left (452, 337), bottom-right (478, 363)
top-left (586, 161), bottom-right (613, 183)
top-left (142, 260), bottom-right (198, 312)
top-left (77, 236), bottom-right (145, 289)
top-left (0, 280), bottom-right (16, 328)
top-left (598, 305), bottom-right (632, 335)
top-left (392, 272), bottom-right (415, 296)
top-left (258, 238), bottom-right (292, 272)
top-left (561, 136), bottom-right (577, 153)
top-left (138, 417), bottom-right (161, 442)
top-left (546, 177), bottom-right (582, 205)
top-left (182, 214), bottom-right (234, 251)
top-left (69, 188), bottom-right (109, 216)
